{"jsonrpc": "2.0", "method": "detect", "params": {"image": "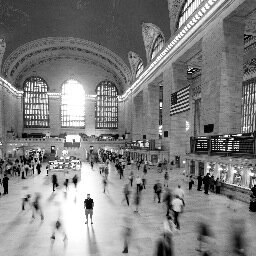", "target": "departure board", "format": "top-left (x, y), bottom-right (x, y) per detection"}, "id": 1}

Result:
top-left (210, 137), bottom-right (254, 154)
top-left (195, 138), bottom-right (208, 152)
